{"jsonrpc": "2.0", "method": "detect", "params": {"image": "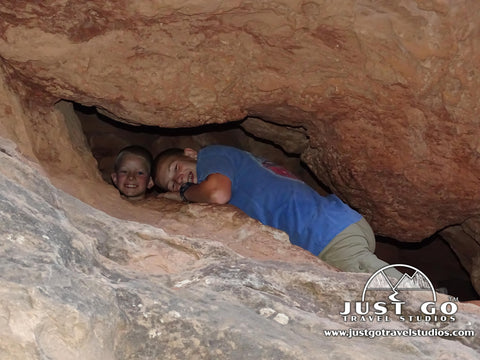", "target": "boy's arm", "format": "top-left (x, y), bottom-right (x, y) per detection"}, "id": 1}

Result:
top-left (183, 173), bottom-right (231, 204)
top-left (158, 173), bottom-right (232, 204)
